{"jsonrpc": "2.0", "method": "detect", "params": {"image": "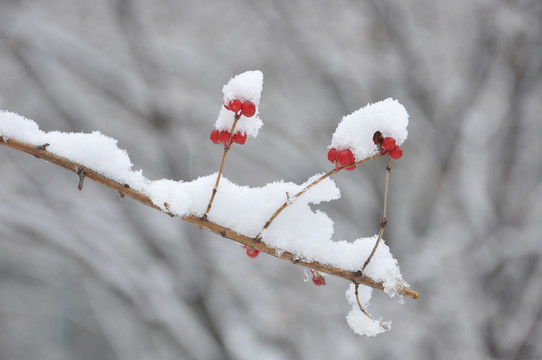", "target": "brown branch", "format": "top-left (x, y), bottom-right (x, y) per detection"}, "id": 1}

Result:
top-left (259, 153), bottom-right (383, 237)
top-left (0, 137), bottom-right (419, 300)
top-left (362, 157), bottom-right (391, 272)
